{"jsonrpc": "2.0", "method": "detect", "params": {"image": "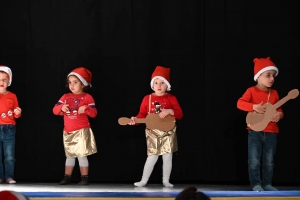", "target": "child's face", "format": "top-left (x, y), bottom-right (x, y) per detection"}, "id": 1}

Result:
top-left (0, 72), bottom-right (9, 93)
top-left (68, 75), bottom-right (85, 94)
top-left (152, 78), bottom-right (168, 96)
top-left (257, 70), bottom-right (277, 89)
